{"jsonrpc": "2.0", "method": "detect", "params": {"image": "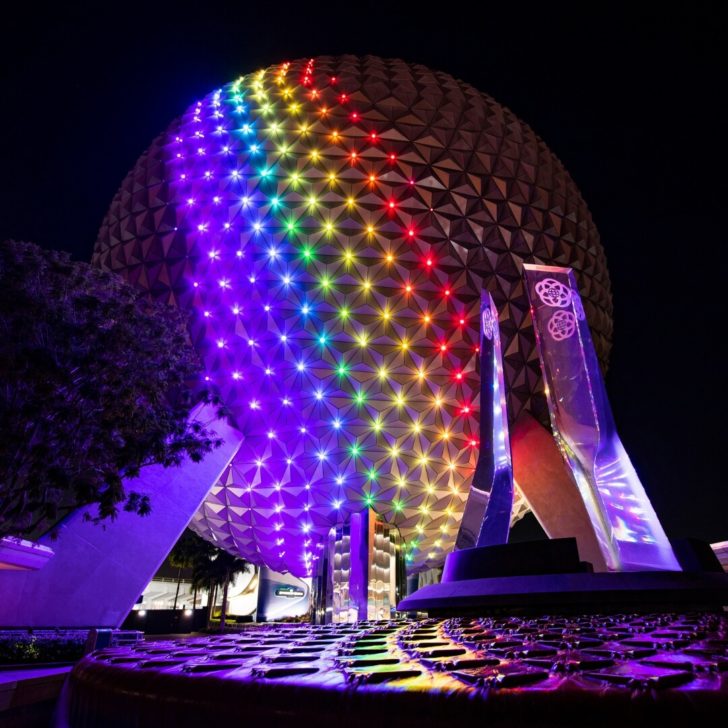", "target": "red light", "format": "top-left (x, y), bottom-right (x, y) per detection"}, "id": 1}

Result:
top-left (461, 405), bottom-right (471, 414)
top-left (351, 111), bottom-right (359, 121)
top-left (454, 372), bottom-right (463, 381)
top-left (330, 76), bottom-right (337, 83)
top-left (369, 174), bottom-right (376, 183)
top-left (439, 343), bottom-right (448, 352)
top-left (389, 153), bottom-right (396, 161)
top-left (388, 200), bottom-right (396, 209)
top-left (310, 89), bottom-right (319, 99)
top-left (339, 93), bottom-right (348, 102)
top-left (444, 288), bottom-right (451, 296)
top-left (370, 131), bottom-right (377, 141)
top-left (425, 257), bottom-right (433, 267)
top-left (408, 178), bottom-right (415, 185)
top-left (459, 317), bottom-right (465, 325)
top-left (407, 229), bottom-right (415, 238)
top-left (470, 439), bottom-right (478, 447)
top-left (350, 151), bottom-right (358, 161)
top-left (405, 283), bottom-right (413, 293)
